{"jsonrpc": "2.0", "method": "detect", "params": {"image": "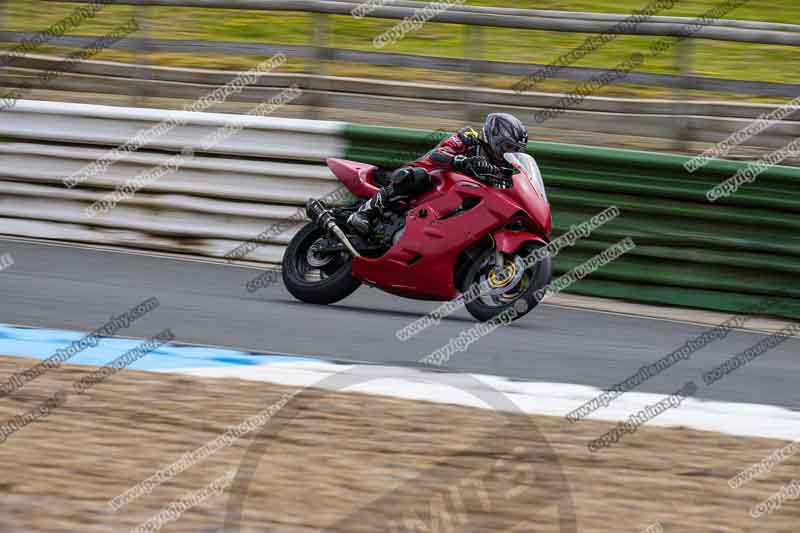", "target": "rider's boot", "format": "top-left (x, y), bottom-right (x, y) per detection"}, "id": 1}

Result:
top-left (346, 167), bottom-right (431, 236)
top-left (347, 185), bottom-right (394, 236)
